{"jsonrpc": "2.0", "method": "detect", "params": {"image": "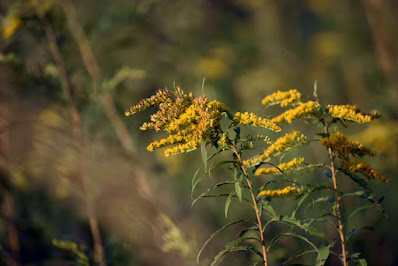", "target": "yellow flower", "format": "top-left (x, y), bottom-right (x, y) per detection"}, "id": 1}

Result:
top-left (218, 133), bottom-right (228, 150)
top-left (262, 89), bottom-right (302, 107)
top-left (2, 14), bottom-right (21, 40)
top-left (233, 112), bottom-right (281, 132)
top-left (255, 157), bottom-right (304, 175)
top-left (271, 101), bottom-right (321, 124)
top-left (257, 186), bottom-right (304, 199)
top-left (244, 131), bottom-right (306, 167)
top-left (127, 88), bottom-right (229, 156)
top-left (326, 104), bottom-right (374, 124)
